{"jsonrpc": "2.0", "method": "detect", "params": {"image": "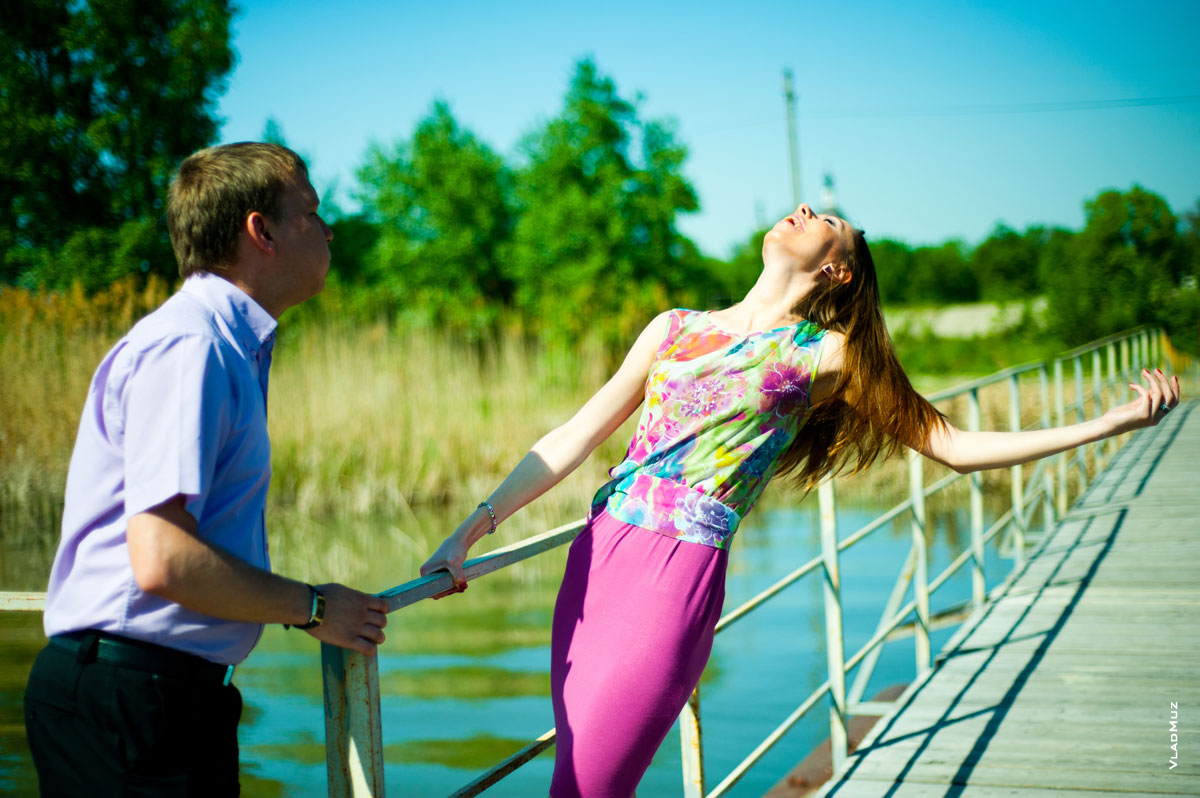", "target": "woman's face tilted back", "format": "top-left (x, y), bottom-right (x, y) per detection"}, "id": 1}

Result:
top-left (761, 202), bottom-right (853, 278)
